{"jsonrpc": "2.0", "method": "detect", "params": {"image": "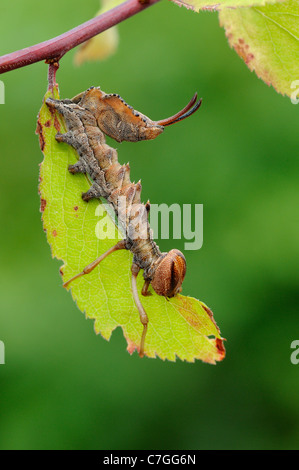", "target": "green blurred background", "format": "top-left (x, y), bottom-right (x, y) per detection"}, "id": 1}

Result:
top-left (0, 0), bottom-right (298, 450)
